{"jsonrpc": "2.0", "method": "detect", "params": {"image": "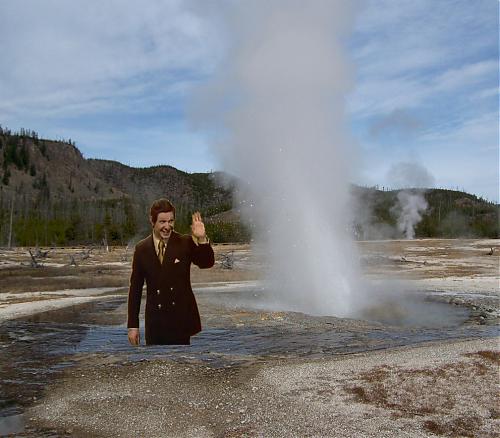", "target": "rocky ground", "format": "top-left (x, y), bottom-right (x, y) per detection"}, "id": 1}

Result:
top-left (0, 239), bottom-right (498, 437)
top-left (28, 338), bottom-right (499, 438)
